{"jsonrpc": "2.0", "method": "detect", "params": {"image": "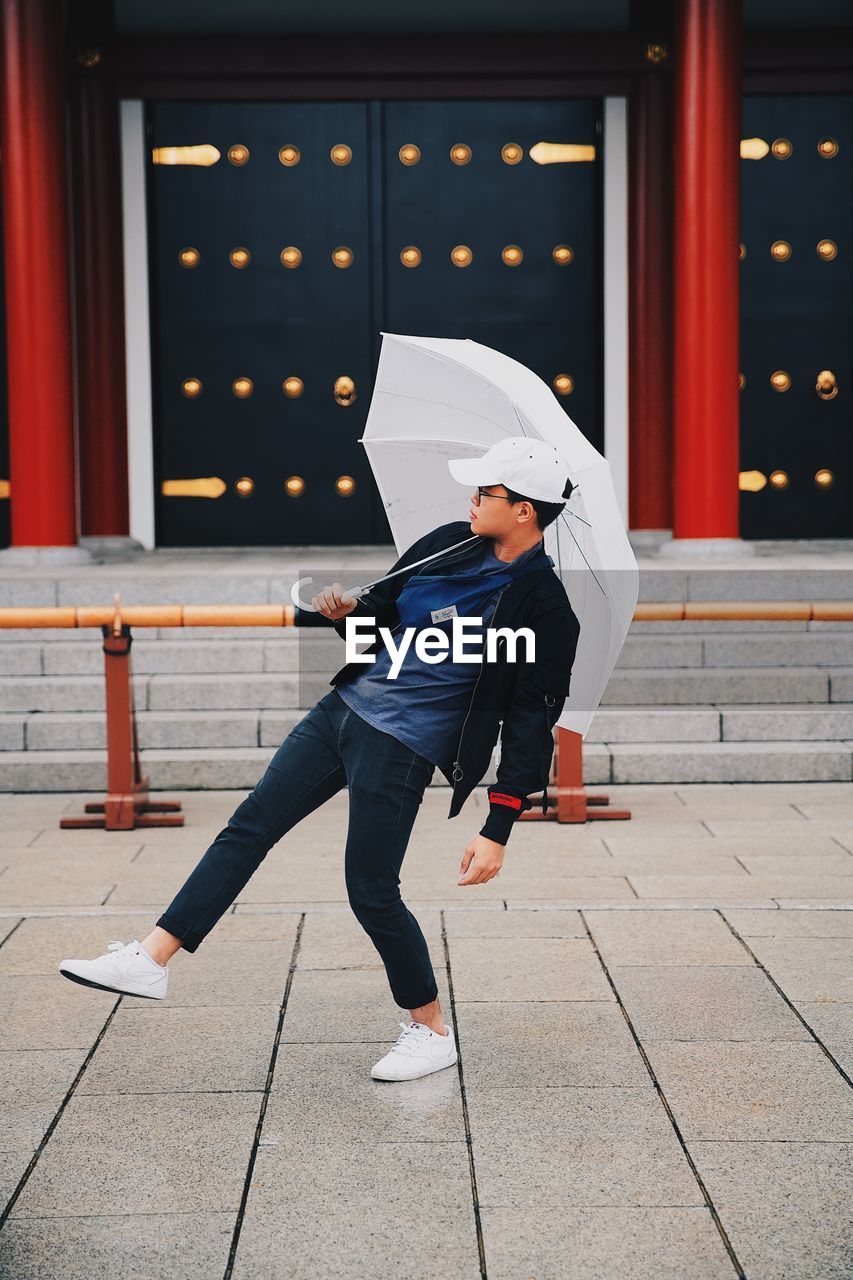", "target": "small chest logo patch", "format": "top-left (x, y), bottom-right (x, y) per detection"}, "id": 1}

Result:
top-left (430, 604), bottom-right (458, 623)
